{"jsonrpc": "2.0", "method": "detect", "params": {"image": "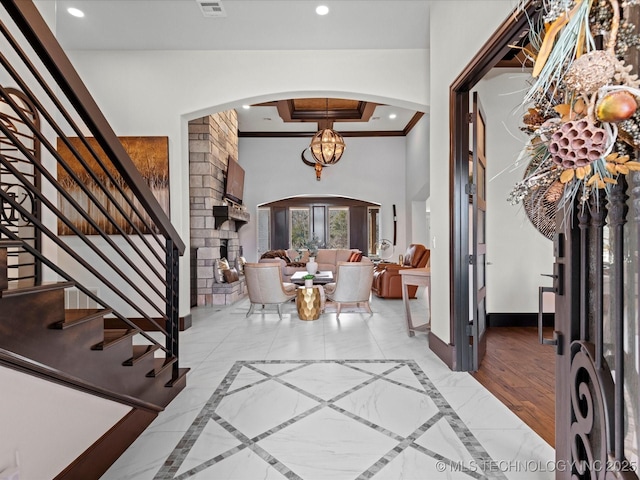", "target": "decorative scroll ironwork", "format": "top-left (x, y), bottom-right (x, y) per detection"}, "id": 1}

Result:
top-left (0, 87), bottom-right (40, 284)
top-left (570, 340), bottom-right (615, 480)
